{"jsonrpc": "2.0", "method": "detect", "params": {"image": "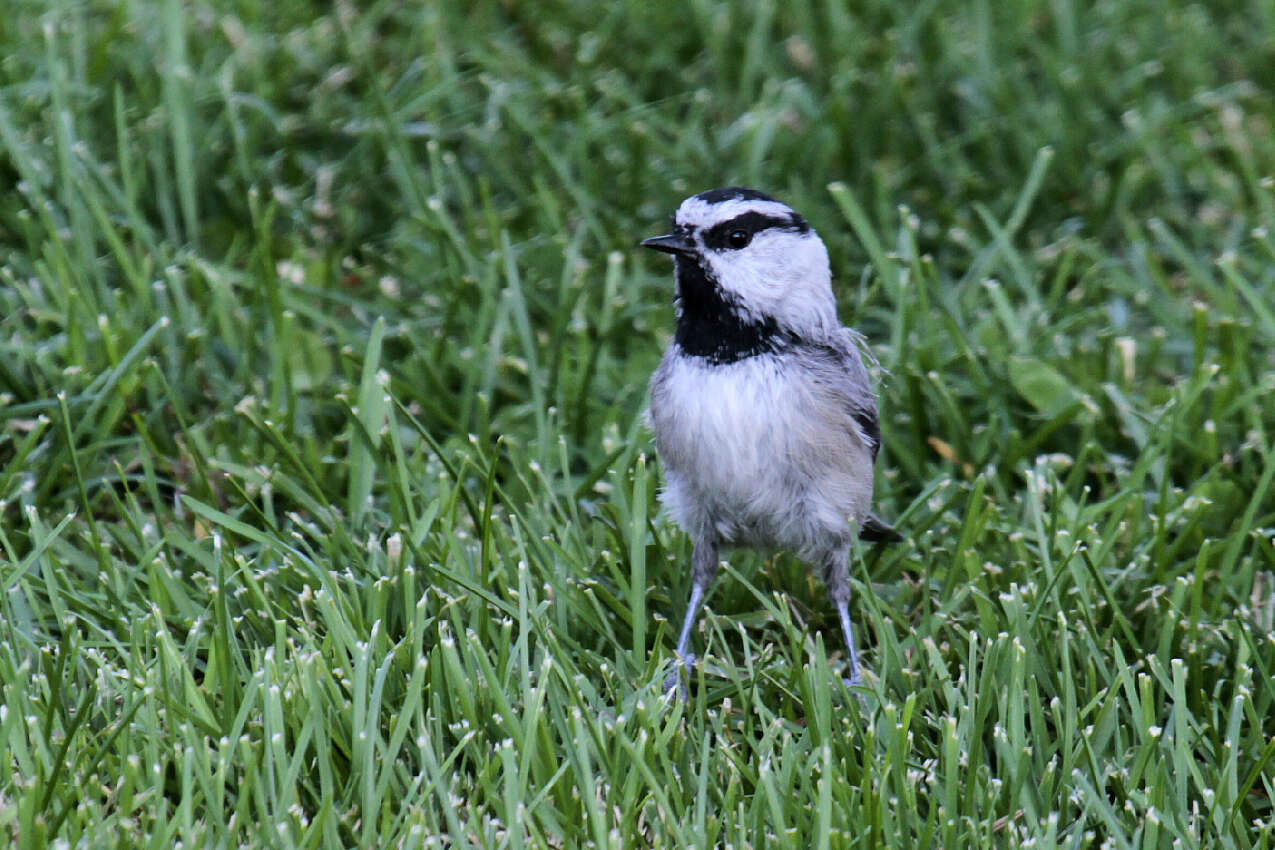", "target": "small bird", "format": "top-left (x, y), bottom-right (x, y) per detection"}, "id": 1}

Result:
top-left (641, 186), bottom-right (896, 695)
